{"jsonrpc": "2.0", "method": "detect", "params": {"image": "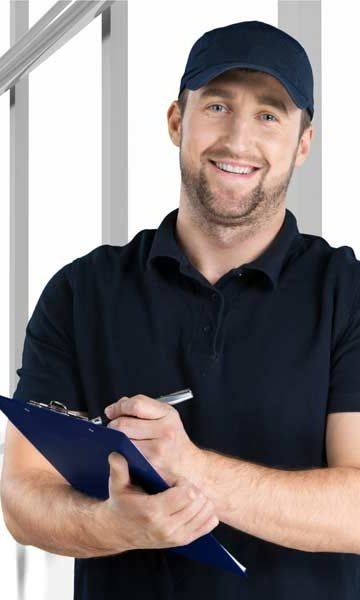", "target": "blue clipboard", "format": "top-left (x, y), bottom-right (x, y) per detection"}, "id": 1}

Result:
top-left (0, 393), bottom-right (247, 578)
